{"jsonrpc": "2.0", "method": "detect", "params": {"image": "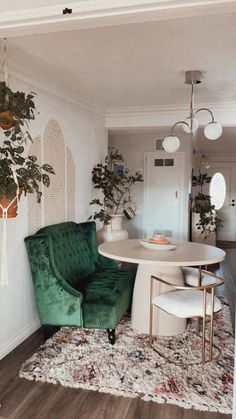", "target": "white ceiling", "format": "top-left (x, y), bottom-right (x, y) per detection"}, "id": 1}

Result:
top-left (0, 0), bottom-right (68, 13)
top-left (1, 1), bottom-right (236, 151)
top-left (5, 11), bottom-right (236, 112)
